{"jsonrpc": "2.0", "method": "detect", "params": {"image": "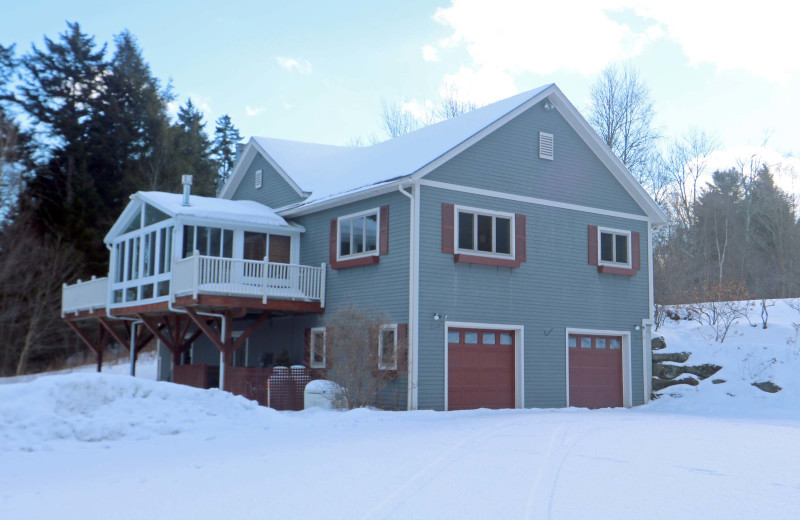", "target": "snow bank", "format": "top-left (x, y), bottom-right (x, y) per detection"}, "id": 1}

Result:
top-left (0, 373), bottom-right (280, 451)
top-left (648, 298), bottom-right (800, 421)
